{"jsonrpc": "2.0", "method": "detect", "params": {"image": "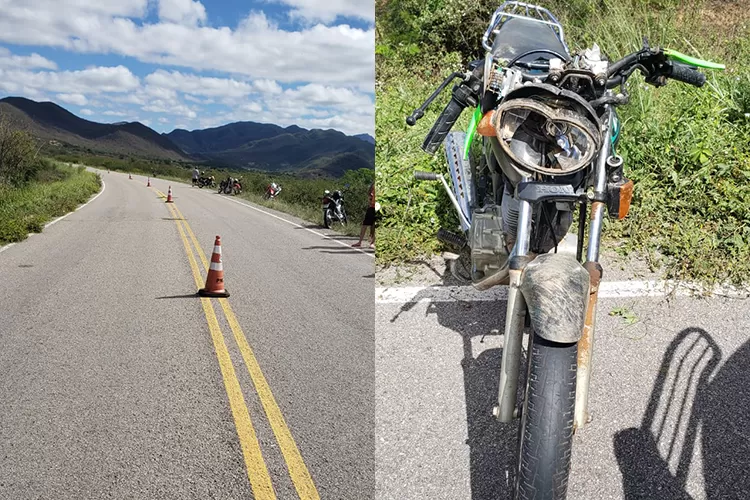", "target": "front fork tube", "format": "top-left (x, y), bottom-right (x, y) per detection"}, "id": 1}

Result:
top-left (575, 203), bottom-right (605, 430)
top-left (495, 197), bottom-right (532, 422)
top-left (575, 105), bottom-right (613, 429)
